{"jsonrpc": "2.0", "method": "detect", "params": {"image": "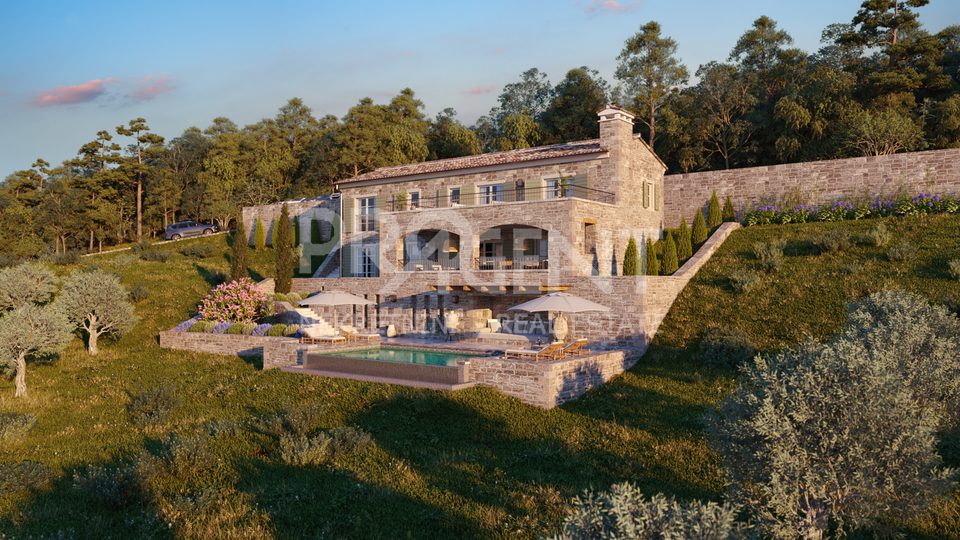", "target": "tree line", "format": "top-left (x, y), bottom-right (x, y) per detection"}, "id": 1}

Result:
top-left (1, 0), bottom-right (958, 258)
